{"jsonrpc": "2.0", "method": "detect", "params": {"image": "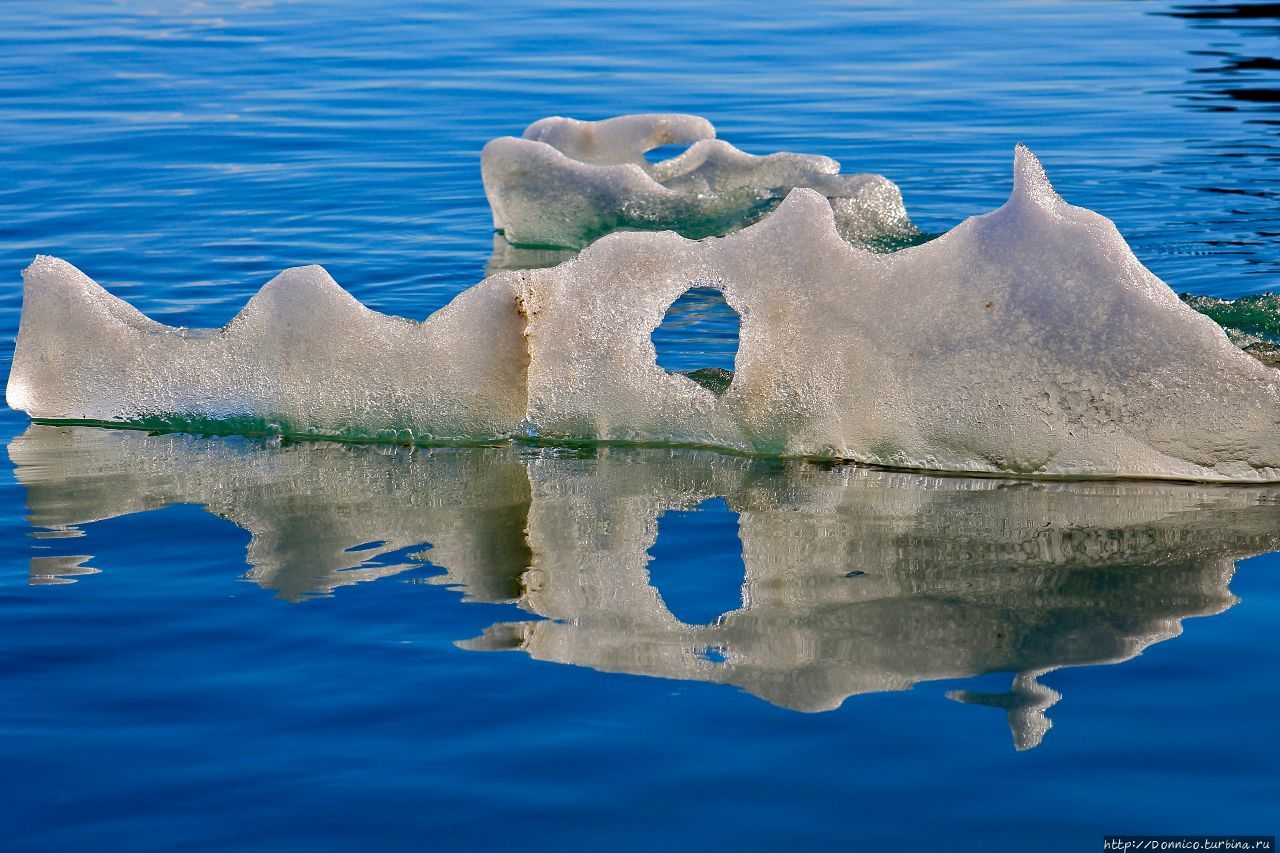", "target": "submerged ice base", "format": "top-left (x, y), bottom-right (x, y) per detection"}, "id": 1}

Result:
top-left (482, 113), bottom-right (919, 250)
top-left (8, 146), bottom-right (1280, 482)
